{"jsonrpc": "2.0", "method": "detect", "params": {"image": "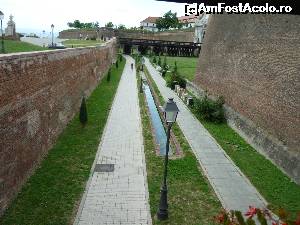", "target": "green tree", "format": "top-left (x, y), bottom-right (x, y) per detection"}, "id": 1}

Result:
top-left (158, 56), bottom-right (162, 67)
top-left (152, 56), bottom-right (157, 64)
top-left (94, 21), bottom-right (99, 28)
top-left (67, 20), bottom-right (100, 29)
top-left (163, 56), bottom-right (167, 69)
top-left (67, 22), bottom-right (74, 28)
top-left (73, 20), bottom-right (82, 28)
top-left (173, 61), bottom-right (178, 74)
top-left (79, 97), bottom-right (88, 126)
top-left (83, 22), bottom-right (93, 29)
top-left (105, 22), bottom-right (114, 28)
top-left (156, 10), bottom-right (179, 30)
top-left (117, 24), bottom-right (126, 30)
